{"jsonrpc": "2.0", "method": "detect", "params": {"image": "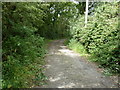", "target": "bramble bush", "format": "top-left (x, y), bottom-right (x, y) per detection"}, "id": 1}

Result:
top-left (69, 2), bottom-right (120, 74)
top-left (2, 2), bottom-right (119, 88)
top-left (2, 2), bottom-right (76, 88)
top-left (2, 26), bottom-right (47, 88)
top-left (2, 3), bottom-right (47, 88)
